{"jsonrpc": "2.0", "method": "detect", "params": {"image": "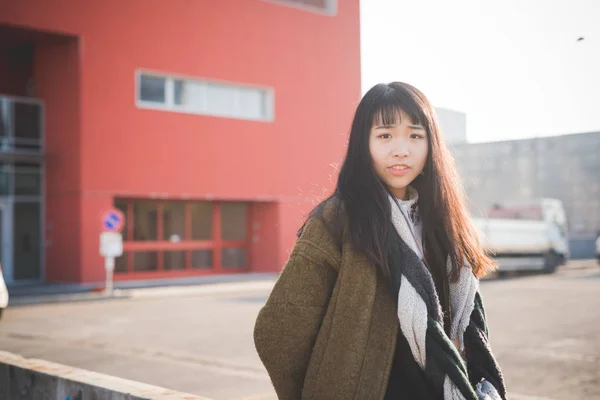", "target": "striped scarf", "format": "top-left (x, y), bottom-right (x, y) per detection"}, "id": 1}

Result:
top-left (389, 194), bottom-right (506, 400)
